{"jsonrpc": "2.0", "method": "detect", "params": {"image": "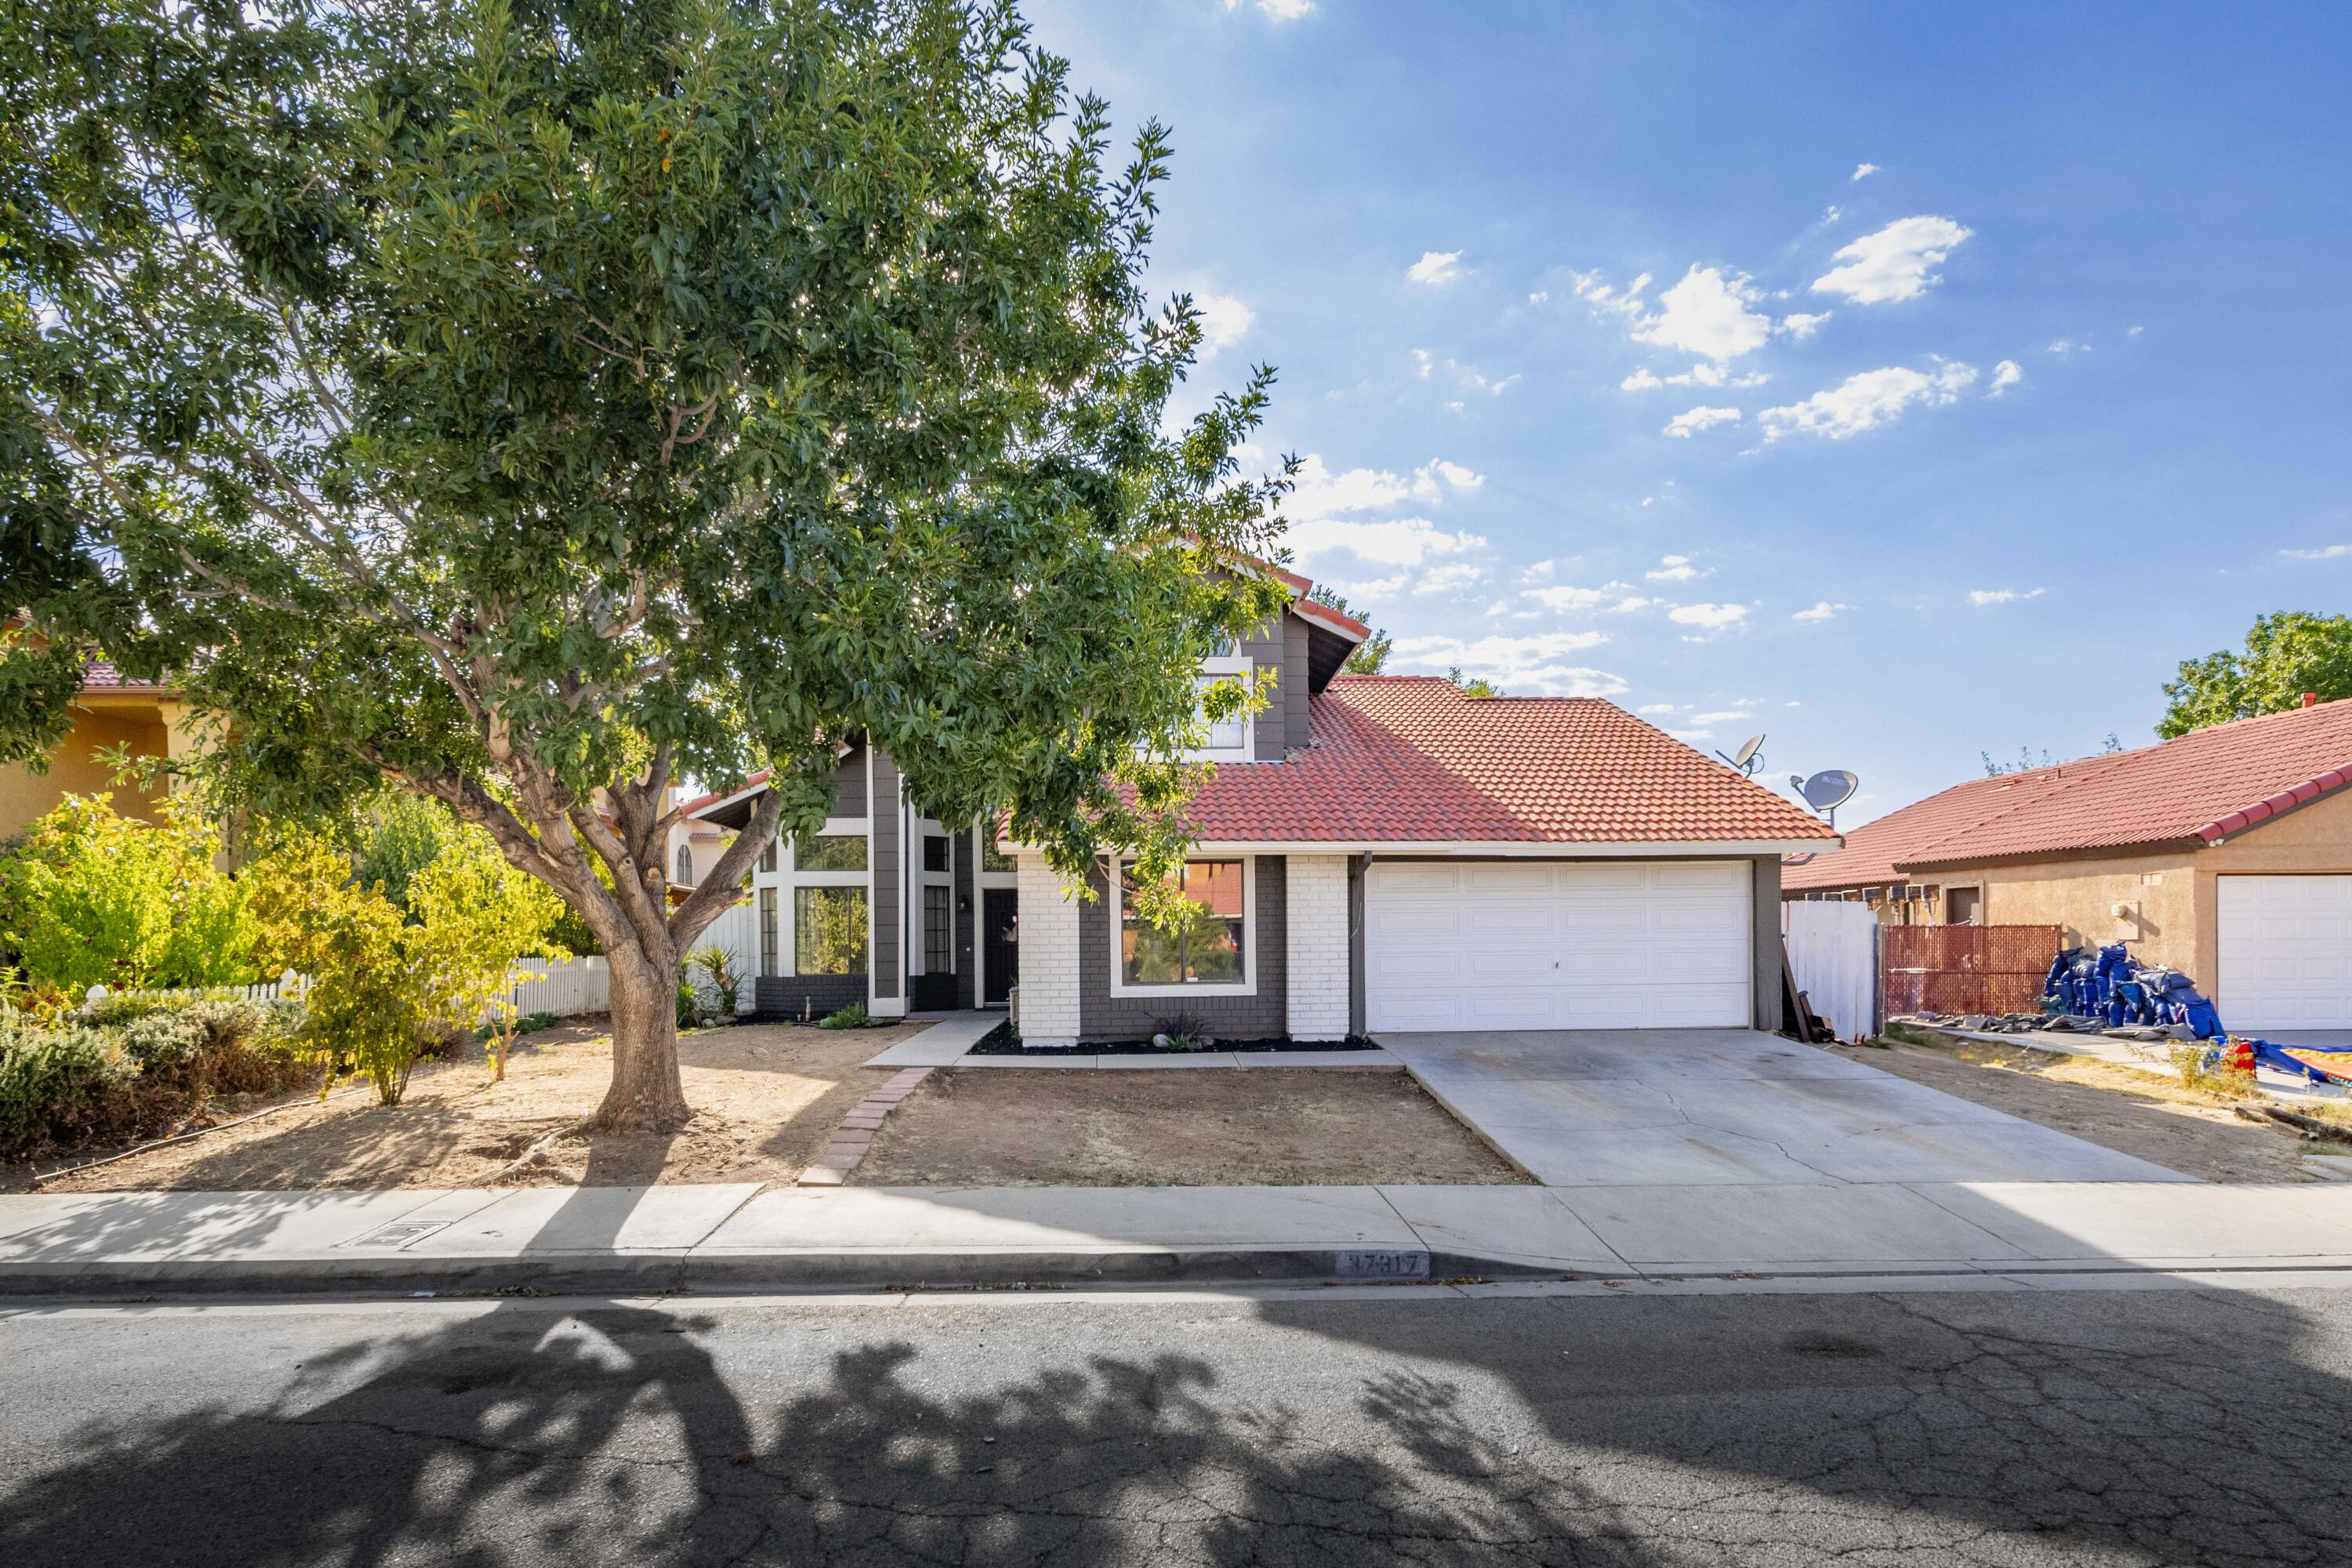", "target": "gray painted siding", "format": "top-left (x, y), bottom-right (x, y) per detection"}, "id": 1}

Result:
top-left (1240, 618), bottom-right (1288, 762)
top-left (1283, 616), bottom-right (1312, 751)
top-left (1079, 857), bottom-right (1289, 1040)
top-left (1348, 854), bottom-right (1368, 1036)
top-left (832, 739), bottom-right (868, 818)
top-left (869, 750), bottom-right (902, 1000)
top-left (1751, 855), bottom-right (1784, 1032)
